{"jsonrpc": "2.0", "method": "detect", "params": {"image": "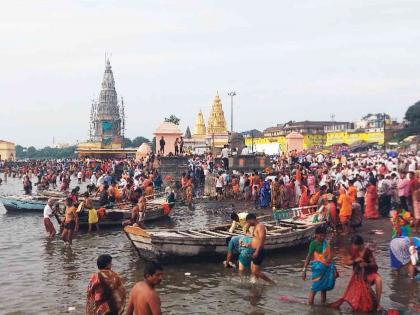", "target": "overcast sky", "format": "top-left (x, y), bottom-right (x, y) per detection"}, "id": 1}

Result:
top-left (0, 0), bottom-right (419, 147)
